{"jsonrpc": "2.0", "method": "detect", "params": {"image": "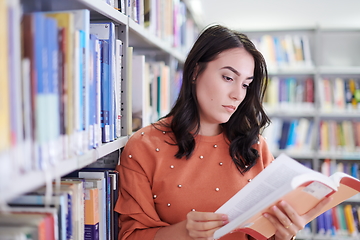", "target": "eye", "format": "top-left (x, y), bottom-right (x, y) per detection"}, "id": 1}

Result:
top-left (242, 83), bottom-right (250, 89)
top-left (222, 75), bottom-right (233, 81)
